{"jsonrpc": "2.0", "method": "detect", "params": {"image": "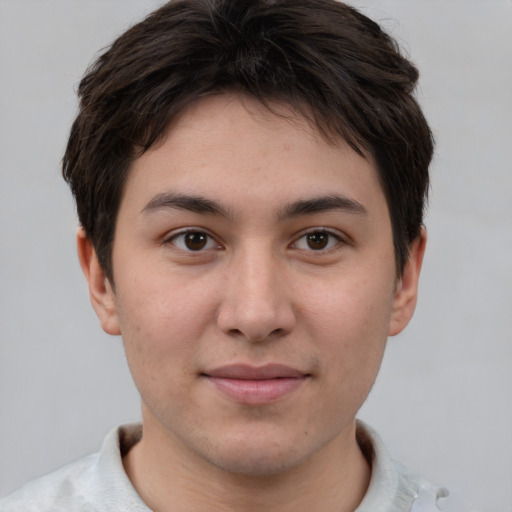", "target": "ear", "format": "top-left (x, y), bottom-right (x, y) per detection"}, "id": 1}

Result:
top-left (388, 227), bottom-right (427, 336)
top-left (76, 227), bottom-right (121, 335)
